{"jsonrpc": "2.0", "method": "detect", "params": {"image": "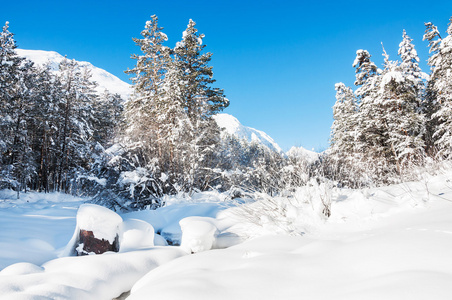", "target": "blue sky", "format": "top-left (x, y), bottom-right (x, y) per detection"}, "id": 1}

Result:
top-left (2, 1), bottom-right (452, 151)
